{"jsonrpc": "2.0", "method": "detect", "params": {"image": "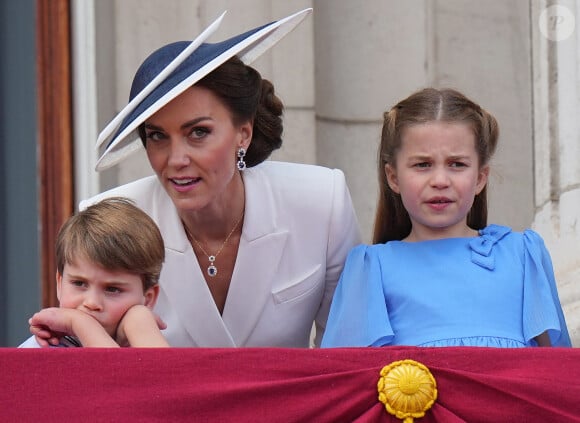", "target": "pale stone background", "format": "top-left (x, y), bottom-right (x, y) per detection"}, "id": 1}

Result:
top-left (72, 0), bottom-right (579, 345)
